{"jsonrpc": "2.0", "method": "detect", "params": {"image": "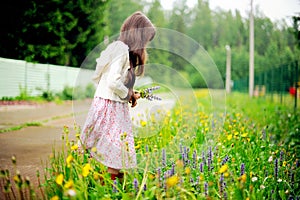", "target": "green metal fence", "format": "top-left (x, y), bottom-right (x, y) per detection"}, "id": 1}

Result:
top-left (233, 61), bottom-right (299, 110)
